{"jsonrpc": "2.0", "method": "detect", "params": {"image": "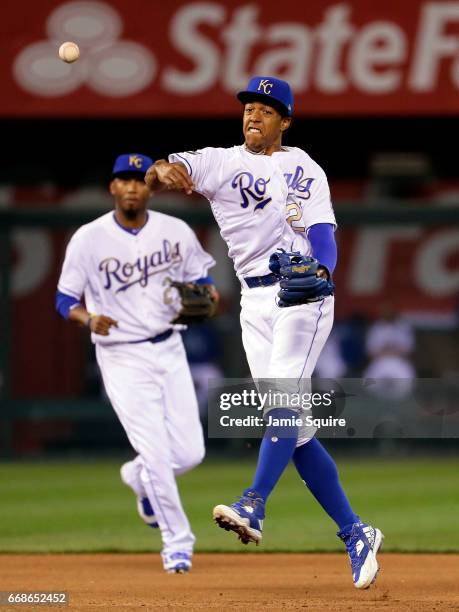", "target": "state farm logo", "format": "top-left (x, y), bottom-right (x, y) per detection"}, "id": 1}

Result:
top-left (13, 1), bottom-right (155, 97)
top-left (12, 1), bottom-right (459, 99)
